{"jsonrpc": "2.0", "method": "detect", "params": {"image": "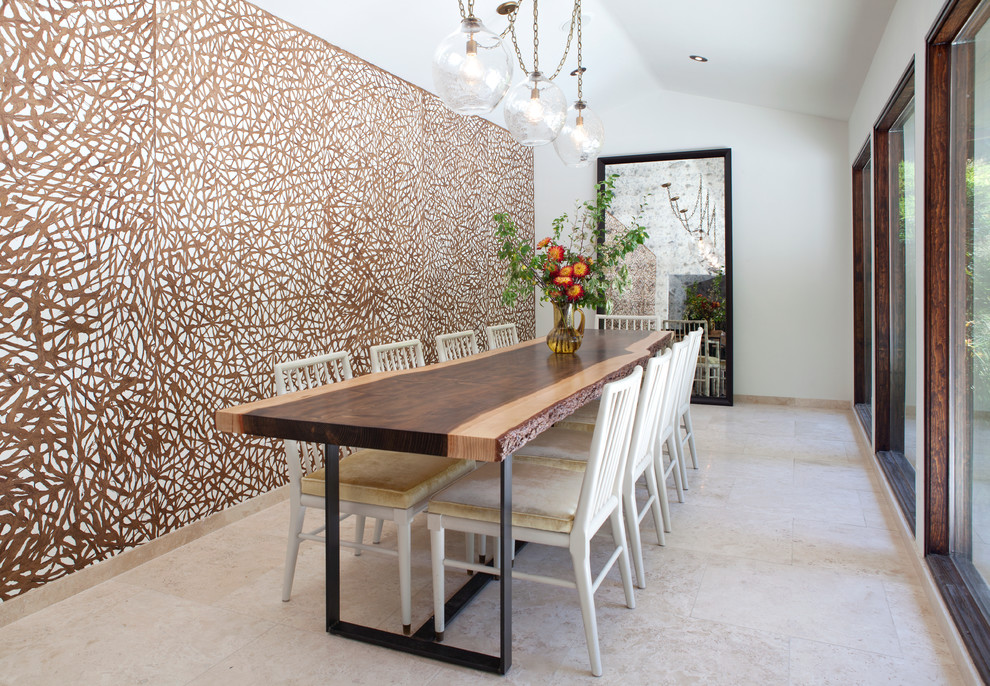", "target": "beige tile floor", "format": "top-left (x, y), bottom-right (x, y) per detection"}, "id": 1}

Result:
top-left (0, 403), bottom-right (967, 685)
